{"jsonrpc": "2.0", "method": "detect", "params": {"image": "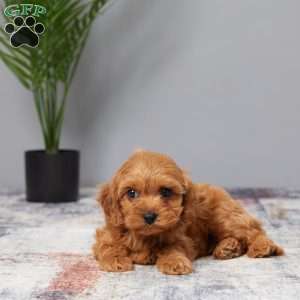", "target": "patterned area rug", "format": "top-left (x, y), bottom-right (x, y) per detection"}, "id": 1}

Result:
top-left (0, 188), bottom-right (300, 300)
